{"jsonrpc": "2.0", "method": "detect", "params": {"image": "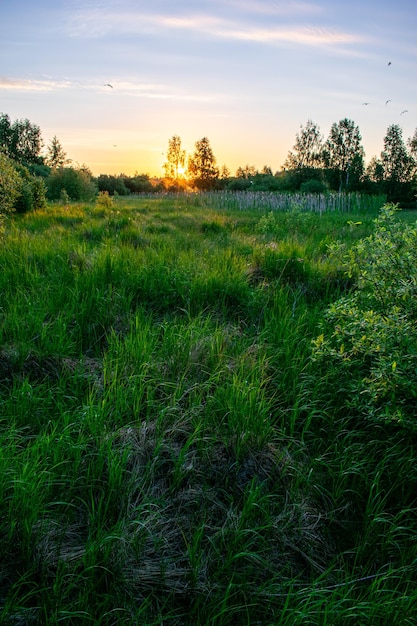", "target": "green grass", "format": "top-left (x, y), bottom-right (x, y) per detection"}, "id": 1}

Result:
top-left (1, 195), bottom-right (416, 624)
